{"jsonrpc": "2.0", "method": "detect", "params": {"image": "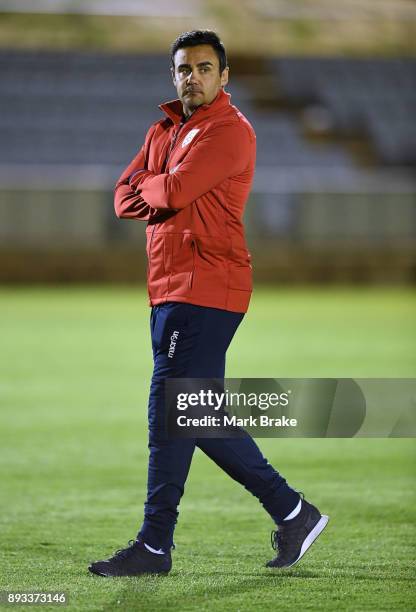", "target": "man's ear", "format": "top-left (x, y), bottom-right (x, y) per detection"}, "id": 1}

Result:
top-left (220, 66), bottom-right (229, 88)
top-left (170, 66), bottom-right (176, 87)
